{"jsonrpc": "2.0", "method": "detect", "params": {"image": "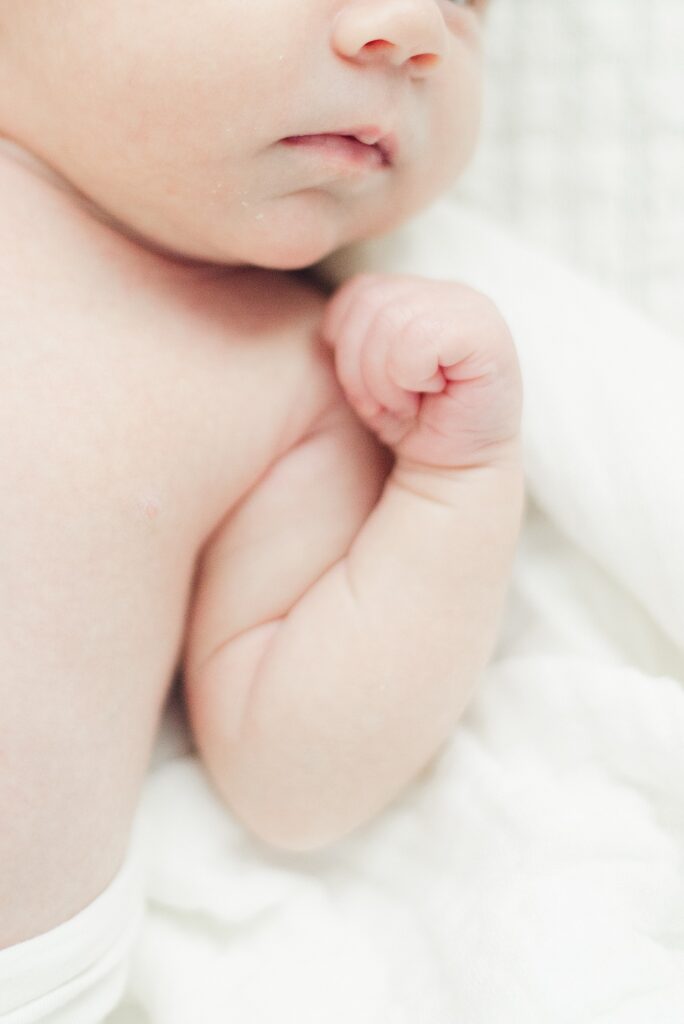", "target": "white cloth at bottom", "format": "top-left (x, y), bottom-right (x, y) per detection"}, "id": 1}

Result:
top-left (0, 849), bottom-right (143, 1024)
